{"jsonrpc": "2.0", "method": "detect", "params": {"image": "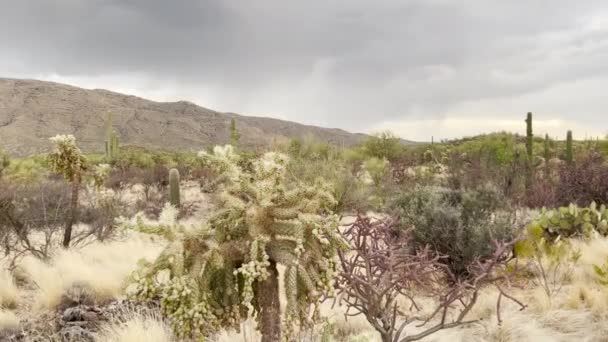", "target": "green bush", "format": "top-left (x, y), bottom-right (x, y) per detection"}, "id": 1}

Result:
top-left (360, 131), bottom-right (403, 161)
top-left (390, 185), bottom-right (516, 277)
top-left (3, 157), bottom-right (48, 183)
top-left (362, 157), bottom-right (388, 186)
